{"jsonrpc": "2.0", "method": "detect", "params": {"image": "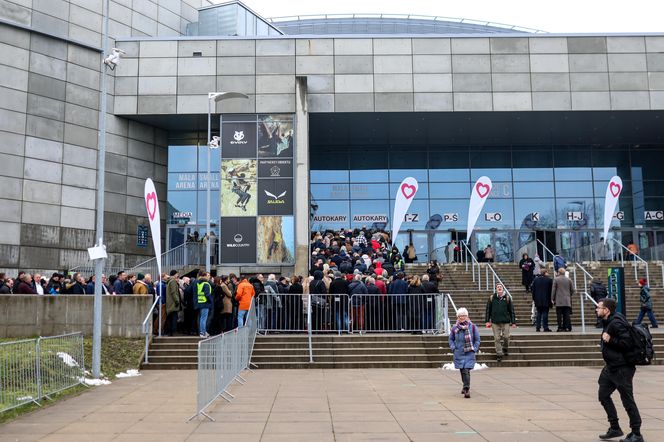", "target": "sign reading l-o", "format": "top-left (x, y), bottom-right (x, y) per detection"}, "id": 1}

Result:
top-left (484, 212), bottom-right (502, 222)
